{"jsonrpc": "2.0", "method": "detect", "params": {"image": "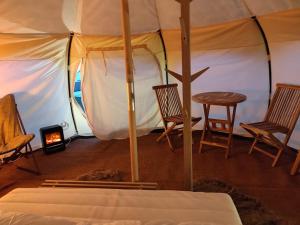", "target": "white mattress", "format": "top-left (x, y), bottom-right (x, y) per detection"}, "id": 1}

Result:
top-left (0, 188), bottom-right (242, 225)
